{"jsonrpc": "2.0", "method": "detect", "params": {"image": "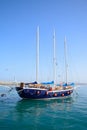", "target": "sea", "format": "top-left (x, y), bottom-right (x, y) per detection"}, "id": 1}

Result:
top-left (0, 85), bottom-right (87, 130)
